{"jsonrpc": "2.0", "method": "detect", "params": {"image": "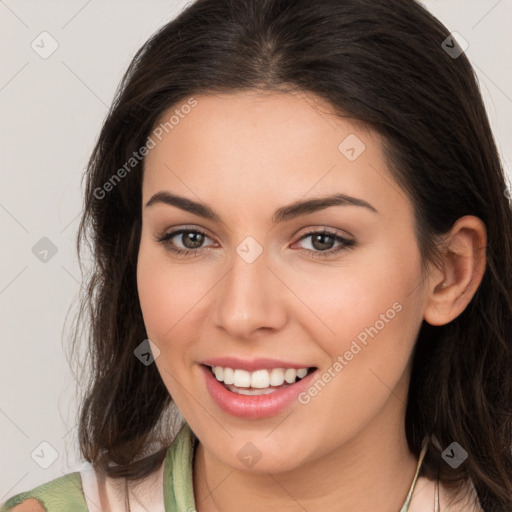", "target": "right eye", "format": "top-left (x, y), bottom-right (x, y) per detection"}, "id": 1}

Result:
top-left (156, 228), bottom-right (216, 257)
